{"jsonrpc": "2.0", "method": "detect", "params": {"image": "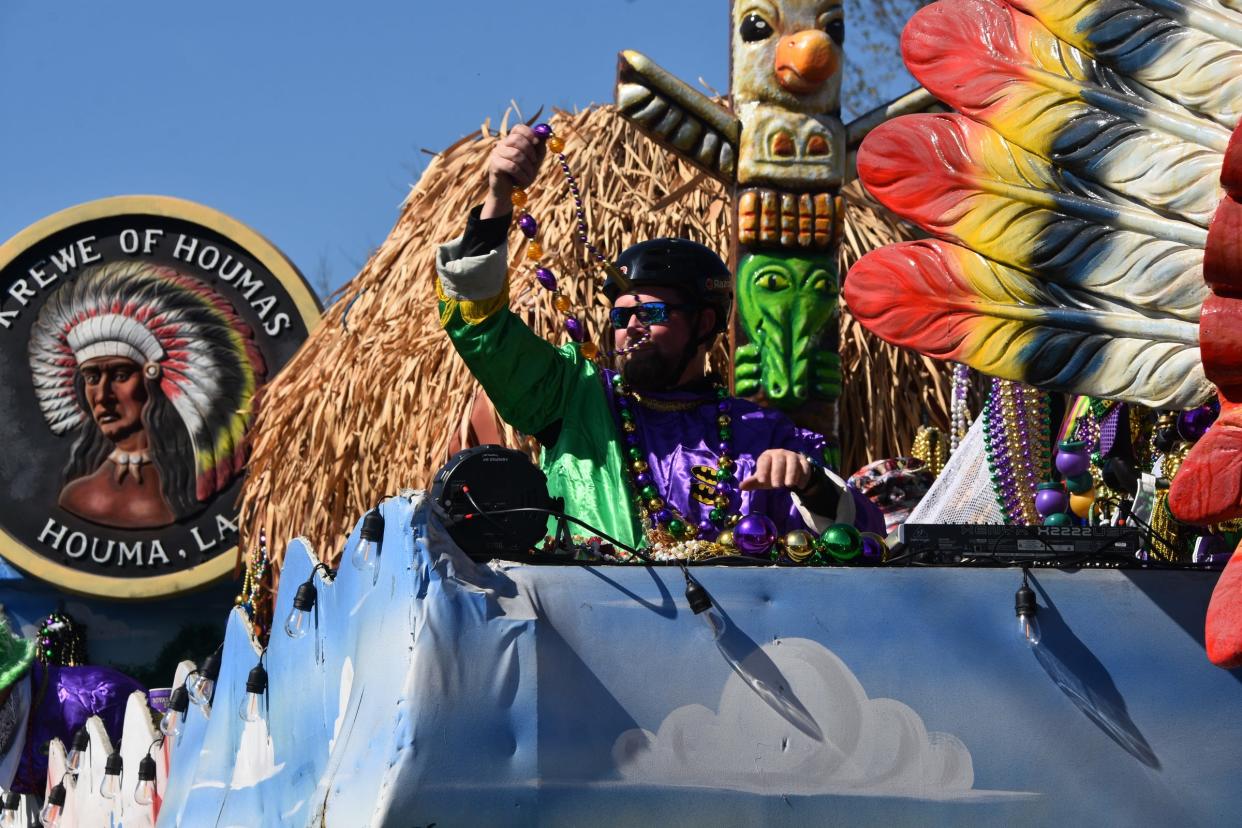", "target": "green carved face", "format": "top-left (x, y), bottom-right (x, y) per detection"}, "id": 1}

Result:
top-left (735, 251), bottom-right (840, 406)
